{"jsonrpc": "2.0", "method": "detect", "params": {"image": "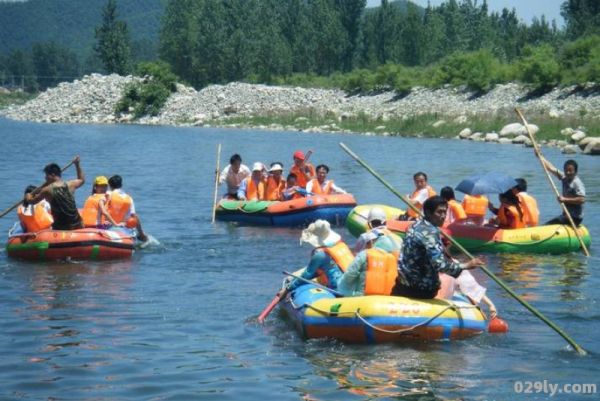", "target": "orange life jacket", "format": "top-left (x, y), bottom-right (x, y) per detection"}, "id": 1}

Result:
top-left (244, 177), bottom-right (266, 200)
top-left (497, 204), bottom-right (526, 229)
top-left (107, 191), bottom-right (133, 223)
top-left (308, 178), bottom-right (333, 195)
top-left (364, 248), bottom-right (399, 296)
top-left (407, 186), bottom-right (436, 218)
top-left (462, 194), bottom-right (489, 217)
top-left (315, 241), bottom-right (354, 286)
top-left (17, 204), bottom-right (53, 232)
top-left (444, 199), bottom-right (467, 226)
top-left (290, 163), bottom-right (315, 188)
top-left (81, 193), bottom-right (107, 227)
top-left (517, 192), bottom-right (539, 227)
top-left (265, 176), bottom-right (285, 201)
